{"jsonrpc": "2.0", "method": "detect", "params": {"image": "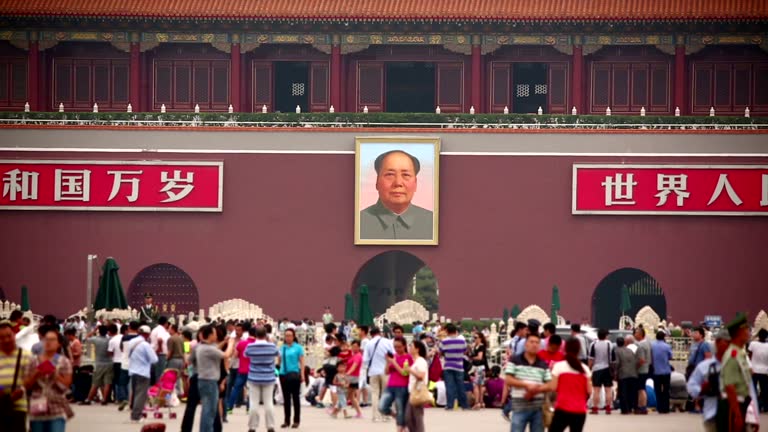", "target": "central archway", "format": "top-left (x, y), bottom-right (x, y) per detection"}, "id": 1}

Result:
top-left (128, 263), bottom-right (200, 316)
top-left (351, 251), bottom-right (438, 316)
top-left (591, 267), bottom-right (666, 329)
